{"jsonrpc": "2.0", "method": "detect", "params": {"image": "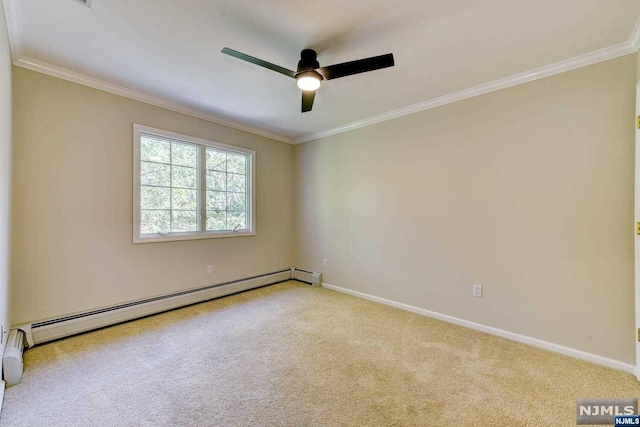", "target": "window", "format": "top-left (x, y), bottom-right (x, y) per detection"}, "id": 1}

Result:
top-left (133, 125), bottom-right (255, 243)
